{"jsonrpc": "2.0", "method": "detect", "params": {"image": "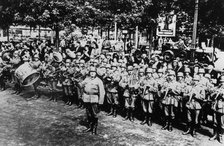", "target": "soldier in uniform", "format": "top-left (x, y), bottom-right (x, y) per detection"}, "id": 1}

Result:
top-left (29, 54), bottom-right (42, 99)
top-left (184, 67), bottom-right (192, 85)
top-left (161, 70), bottom-right (180, 132)
top-left (62, 58), bottom-right (75, 105)
top-left (105, 63), bottom-right (121, 117)
top-left (10, 50), bottom-right (22, 94)
top-left (140, 67), bottom-right (158, 126)
top-left (176, 72), bottom-right (186, 121)
top-left (209, 76), bottom-right (224, 143)
top-left (119, 65), bottom-right (137, 121)
top-left (182, 75), bottom-right (205, 137)
top-left (80, 66), bottom-right (105, 135)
